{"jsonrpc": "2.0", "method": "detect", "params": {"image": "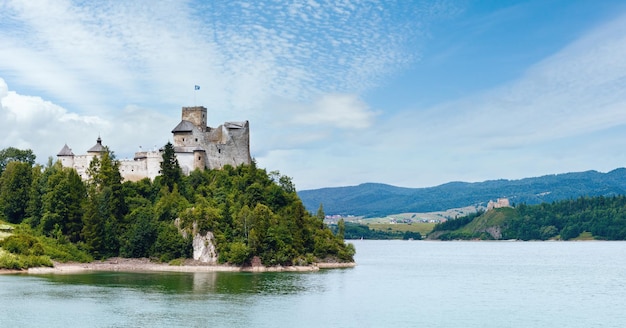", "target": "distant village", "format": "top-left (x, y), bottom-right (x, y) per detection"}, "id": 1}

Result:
top-left (323, 198), bottom-right (512, 225)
